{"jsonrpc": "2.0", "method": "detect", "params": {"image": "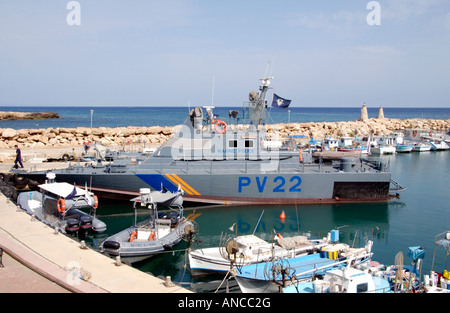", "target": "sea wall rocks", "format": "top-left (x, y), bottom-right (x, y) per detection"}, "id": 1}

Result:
top-left (1, 117), bottom-right (449, 151)
top-left (269, 118), bottom-right (450, 140)
top-left (0, 111), bottom-right (60, 120)
top-left (0, 125), bottom-right (176, 150)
